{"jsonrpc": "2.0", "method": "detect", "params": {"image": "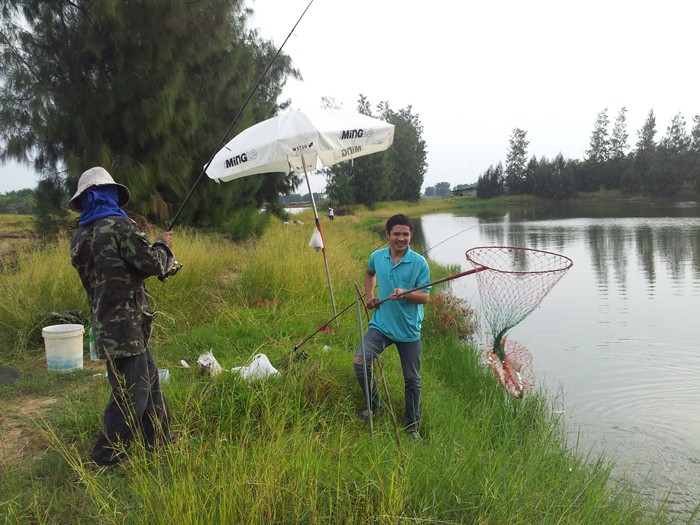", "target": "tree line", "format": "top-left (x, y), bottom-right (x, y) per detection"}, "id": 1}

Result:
top-left (0, 188), bottom-right (34, 214)
top-left (476, 108), bottom-right (700, 199)
top-left (423, 182), bottom-right (452, 197)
